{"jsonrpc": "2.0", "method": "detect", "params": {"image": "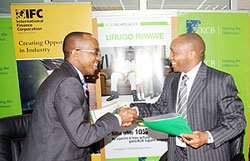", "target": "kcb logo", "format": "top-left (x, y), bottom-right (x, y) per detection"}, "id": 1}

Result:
top-left (186, 20), bottom-right (216, 35)
top-left (200, 27), bottom-right (216, 34)
top-left (15, 9), bottom-right (43, 19)
top-left (186, 20), bottom-right (201, 33)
